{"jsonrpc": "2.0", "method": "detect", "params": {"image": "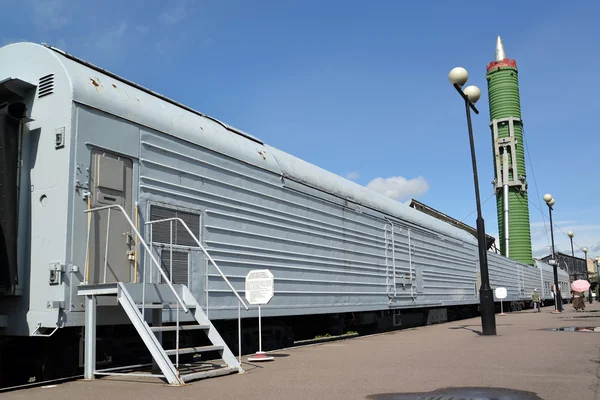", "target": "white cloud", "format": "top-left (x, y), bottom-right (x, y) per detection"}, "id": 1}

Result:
top-left (346, 172), bottom-right (360, 180)
top-left (159, 0), bottom-right (193, 25)
top-left (365, 176), bottom-right (429, 202)
top-left (31, 0), bottom-right (69, 30)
